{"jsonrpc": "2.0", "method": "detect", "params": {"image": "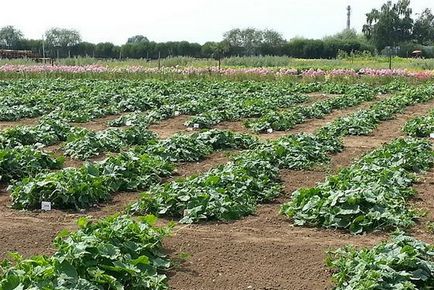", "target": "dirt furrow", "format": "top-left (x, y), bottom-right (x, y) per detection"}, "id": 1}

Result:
top-left (165, 98), bottom-right (434, 290)
top-left (0, 94), bottom-right (404, 263)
